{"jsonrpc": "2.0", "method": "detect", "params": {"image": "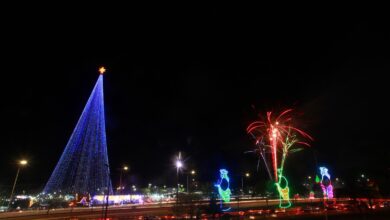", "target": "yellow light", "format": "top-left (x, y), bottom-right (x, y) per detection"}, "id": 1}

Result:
top-left (123, 166), bottom-right (128, 171)
top-left (99, 66), bottom-right (106, 74)
top-left (245, 172), bottom-right (250, 177)
top-left (19, 160), bottom-right (28, 166)
top-left (191, 170), bottom-right (196, 175)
